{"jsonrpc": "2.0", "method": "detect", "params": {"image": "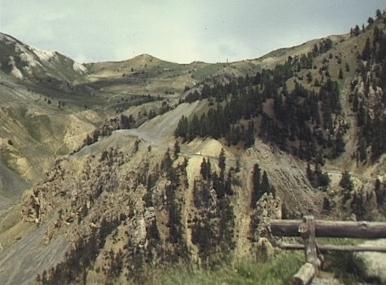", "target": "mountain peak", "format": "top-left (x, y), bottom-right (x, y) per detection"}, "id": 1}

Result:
top-left (129, 53), bottom-right (162, 63)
